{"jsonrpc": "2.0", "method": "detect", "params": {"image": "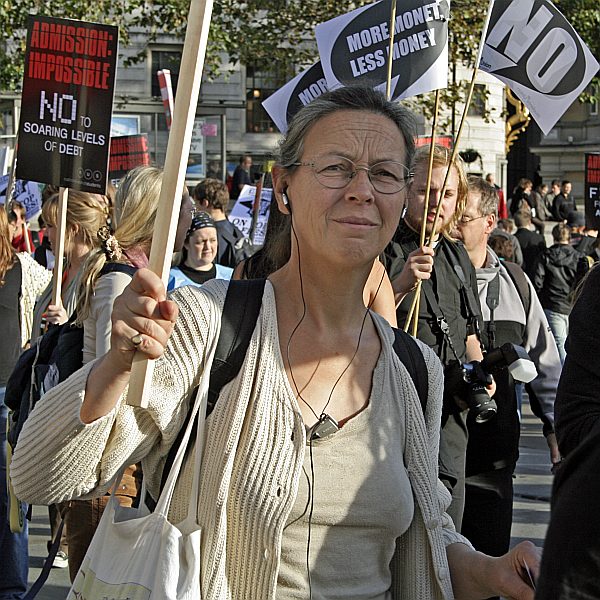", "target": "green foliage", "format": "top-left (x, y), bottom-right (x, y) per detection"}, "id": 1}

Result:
top-left (1, 0), bottom-right (597, 110)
